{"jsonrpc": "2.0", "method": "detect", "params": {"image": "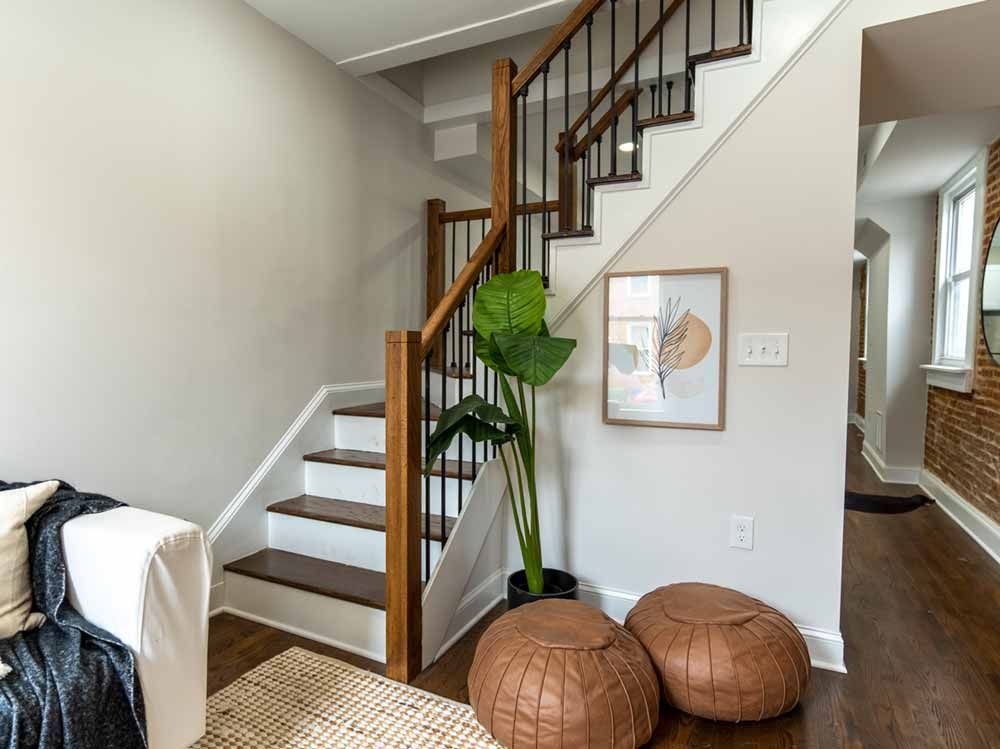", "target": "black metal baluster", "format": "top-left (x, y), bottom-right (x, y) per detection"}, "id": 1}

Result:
top-left (597, 134), bottom-right (603, 176)
top-left (457, 301), bottom-right (464, 513)
top-left (424, 355), bottom-right (431, 581)
top-left (609, 0), bottom-right (617, 177)
top-left (657, 0), bottom-right (665, 116)
top-left (650, 84), bottom-right (657, 119)
top-left (542, 63), bottom-right (549, 286)
top-left (667, 80), bottom-right (674, 116)
top-left (466, 221), bottom-right (472, 375)
top-left (521, 88), bottom-right (529, 270)
top-left (562, 40), bottom-right (571, 231)
top-left (480, 218), bottom-right (487, 467)
top-left (450, 223), bottom-right (457, 369)
top-left (632, 0), bottom-right (639, 175)
top-left (685, 0), bottom-right (692, 113)
top-left (440, 326), bottom-right (448, 544)
top-left (580, 152), bottom-right (587, 225)
top-left (711, 0), bottom-right (717, 52)
top-left (586, 14), bottom-right (594, 228)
